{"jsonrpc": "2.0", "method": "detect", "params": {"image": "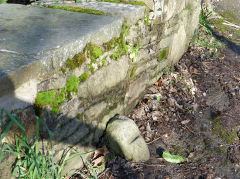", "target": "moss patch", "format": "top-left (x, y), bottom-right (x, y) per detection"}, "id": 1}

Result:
top-left (103, 38), bottom-right (118, 51)
top-left (130, 66), bottom-right (137, 78)
top-left (47, 6), bottom-right (105, 15)
top-left (219, 10), bottom-right (240, 25)
top-left (158, 48), bottom-right (168, 61)
top-left (109, 25), bottom-right (129, 60)
top-left (35, 89), bottom-right (66, 113)
top-left (210, 118), bottom-right (238, 144)
top-left (101, 0), bottom-right (146, 6)
top-left (102, 57), bottom-right (107, 66)
top-left (86, 43), bottom-right (104, 60)
top-left (66, 52), bottom-right (86, 70)
top-left (79, 72), bottom-right (90, 82)
top-left (184, 4), bottom-right (193, 11)
top-left (66, 75), bottom-right (80, 94)
top-left (144, 15), bottom-right (150, 25)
